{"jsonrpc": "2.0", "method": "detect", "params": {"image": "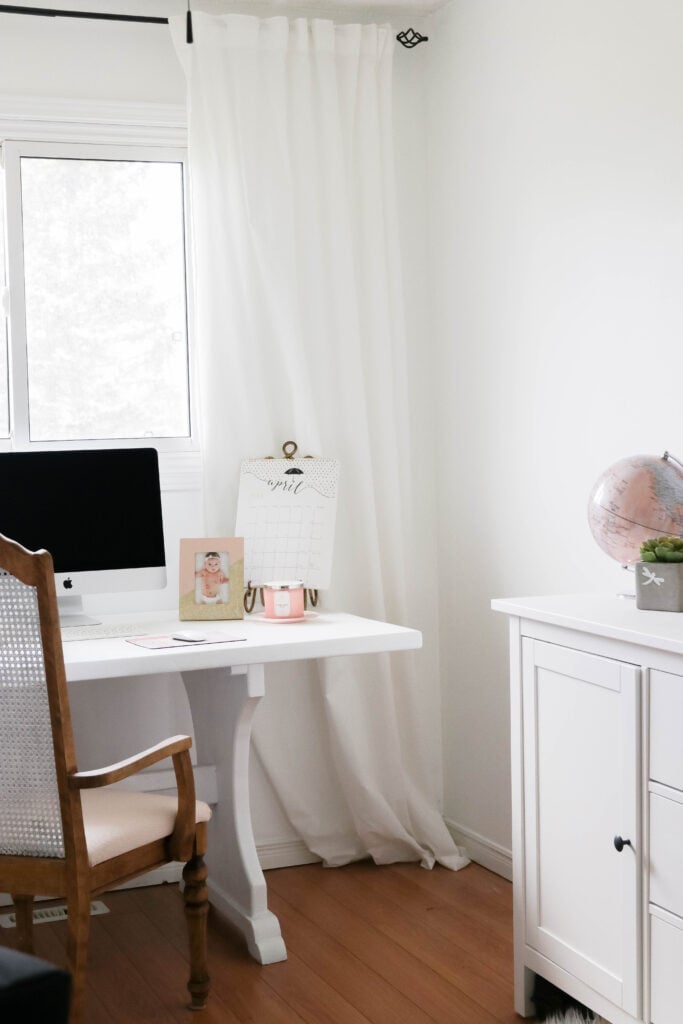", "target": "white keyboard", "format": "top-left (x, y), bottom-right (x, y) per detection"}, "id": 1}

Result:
top-left (61, 622), bottom-right (148, 642)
